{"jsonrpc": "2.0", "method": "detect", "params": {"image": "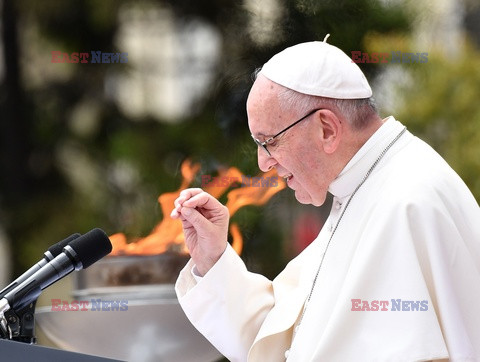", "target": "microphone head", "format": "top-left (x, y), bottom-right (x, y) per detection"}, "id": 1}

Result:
top-left (46, 233), bottom-right (81, 259)
top-left (67, 228), bottom-right (112, 269)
